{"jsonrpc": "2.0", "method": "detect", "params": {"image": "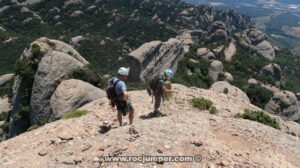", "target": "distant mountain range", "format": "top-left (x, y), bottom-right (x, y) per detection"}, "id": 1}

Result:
top-left (185, 0), bottom-right (300, 53)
